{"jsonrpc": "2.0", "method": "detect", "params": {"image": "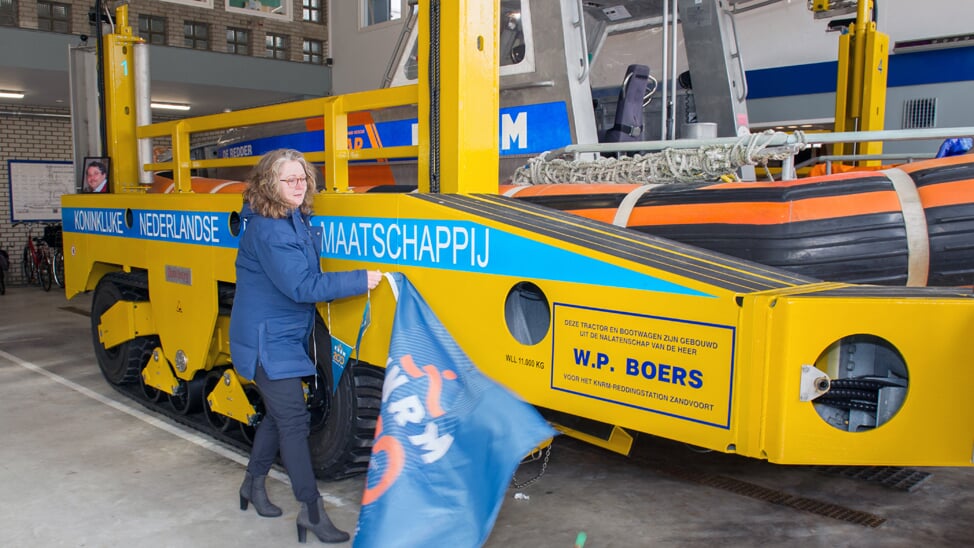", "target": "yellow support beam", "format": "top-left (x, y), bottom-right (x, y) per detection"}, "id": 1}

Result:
top-left (102, 4), bottom-right (145, 191)
top-left (832, 0), bottom-right (888, 164)
top-left (417, 0), bottom-right (499, 194)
